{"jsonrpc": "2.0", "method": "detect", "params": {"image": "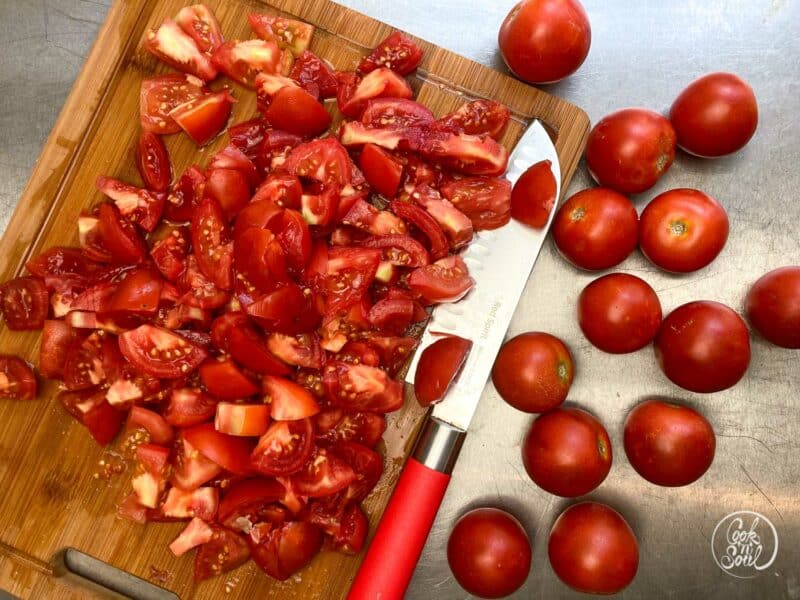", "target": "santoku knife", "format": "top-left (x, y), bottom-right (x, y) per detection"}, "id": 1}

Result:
top-left (347, 120), bottom-right (561, 600)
